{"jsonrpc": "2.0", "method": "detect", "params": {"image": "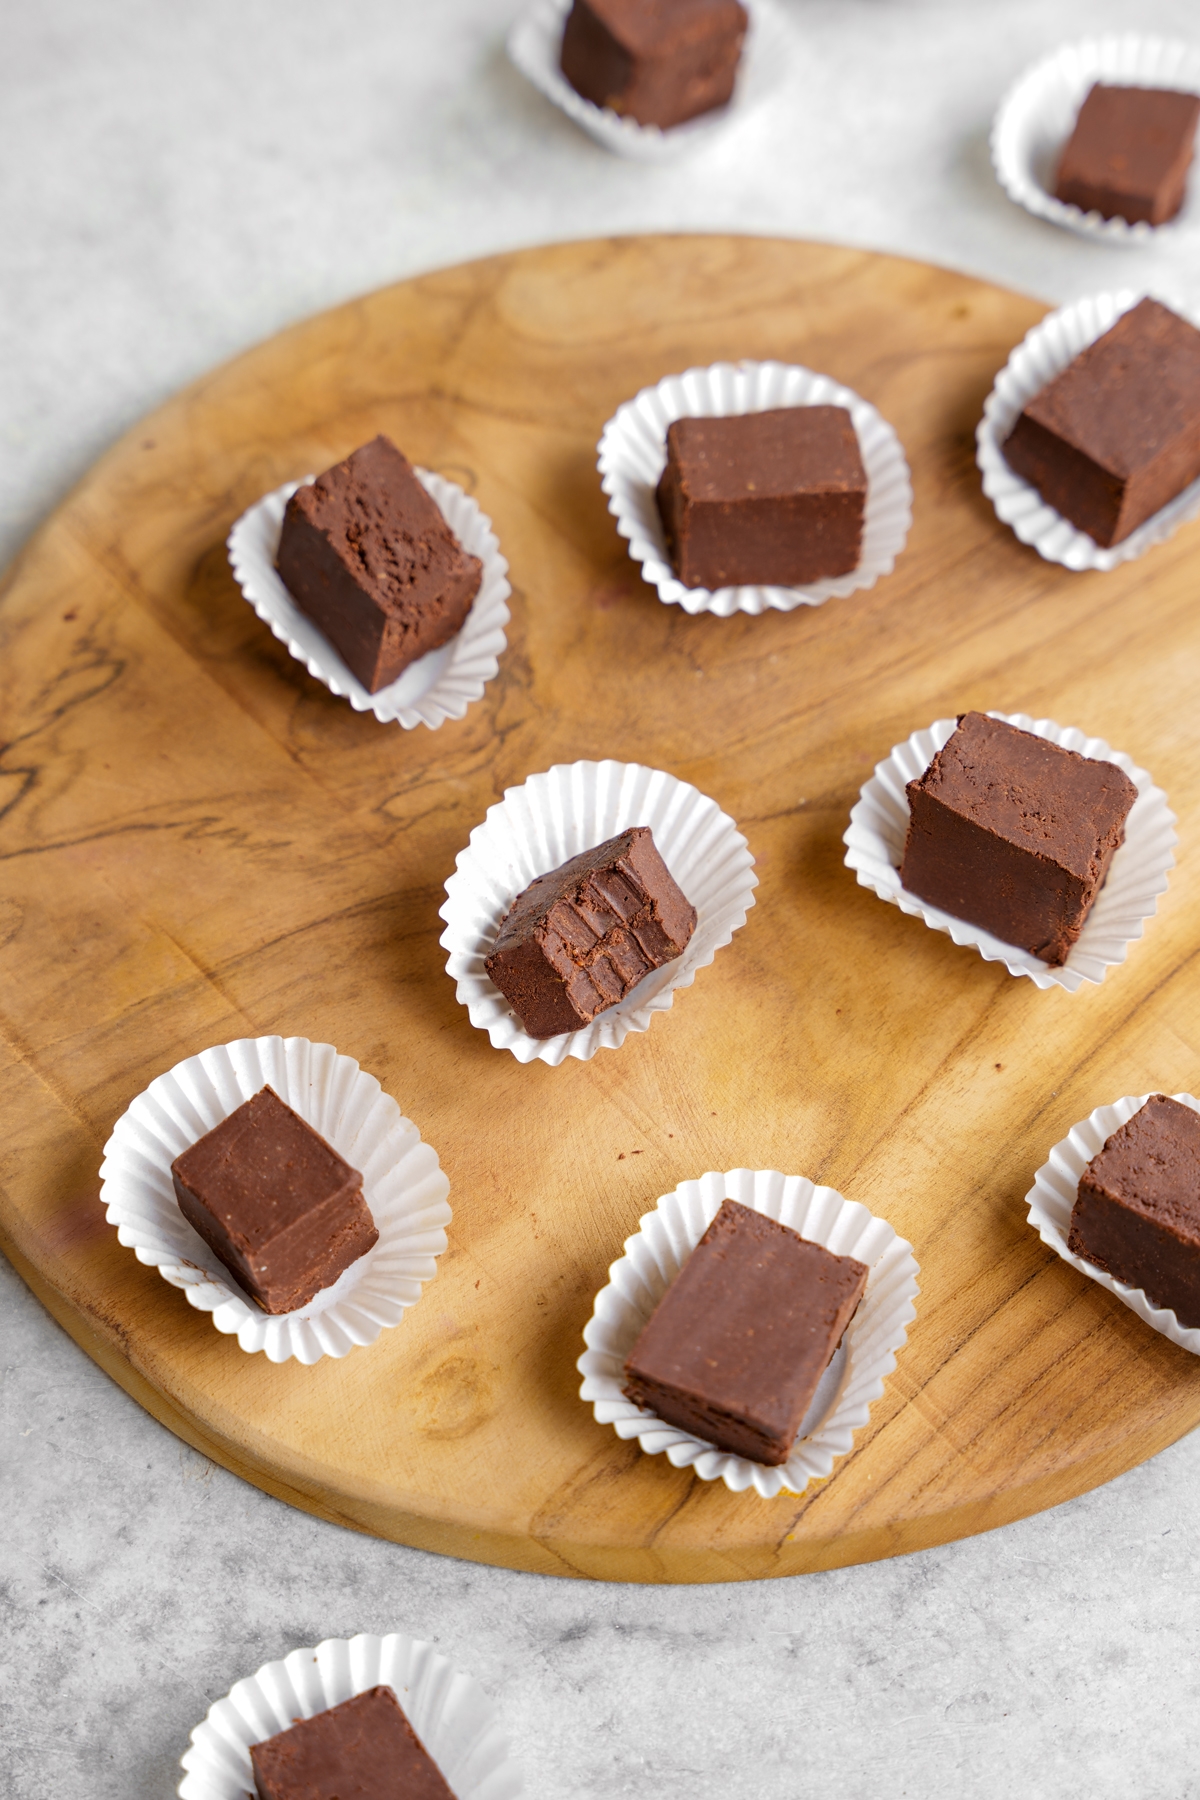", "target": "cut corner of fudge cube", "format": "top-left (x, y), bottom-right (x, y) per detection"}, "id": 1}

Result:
top-left (170, 1083), bottom-right (376, 1315)
top-left (1001, 296), bottom-right (1200, 546)
top-left (1067, 1094), bottom-right (1200, 1328)
top-left (275, 432), bottom-right (483, 695)
top-left (655, 406), bottom-right (866, 589)
top-left (484, 824), bottom-right (697, 1038)
top-left (899, 711), bottom-right (1137, 965)
top-left (559, 0), bottom-right (750, 131)
top-left (621, 1198), bottom-right (869, 1465)
top-left (250, 1685), bottom-right (457, 1800)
